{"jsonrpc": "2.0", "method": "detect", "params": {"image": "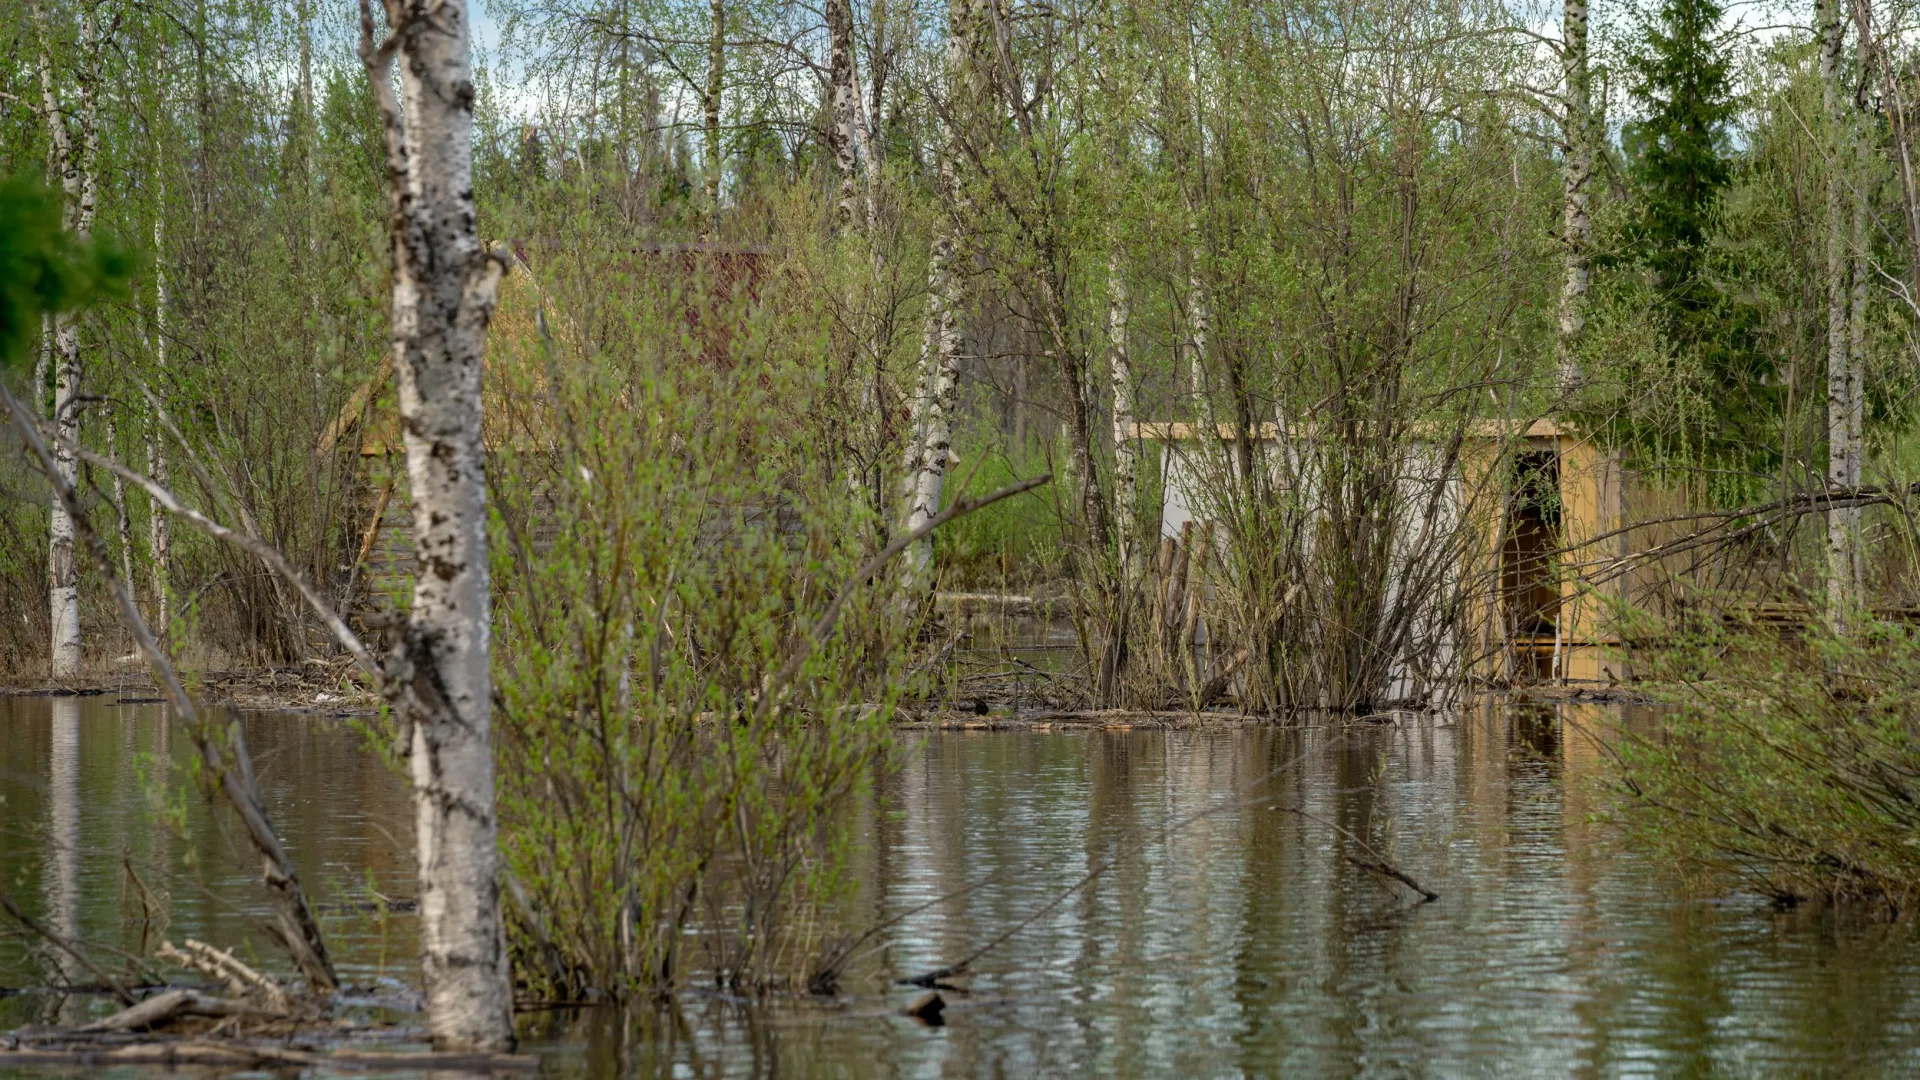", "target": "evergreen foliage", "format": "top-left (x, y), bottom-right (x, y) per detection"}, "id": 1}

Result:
top-left (1625, 0), bottom-right (1735, 312)
top-left (1604, 0), bottom-right (1780, 473)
